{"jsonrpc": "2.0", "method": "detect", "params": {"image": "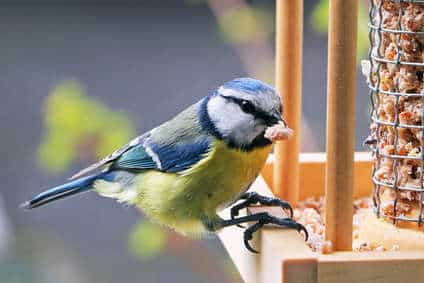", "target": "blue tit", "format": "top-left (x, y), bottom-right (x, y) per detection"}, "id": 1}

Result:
top-left (22, 77), bottom-right (307, 253)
